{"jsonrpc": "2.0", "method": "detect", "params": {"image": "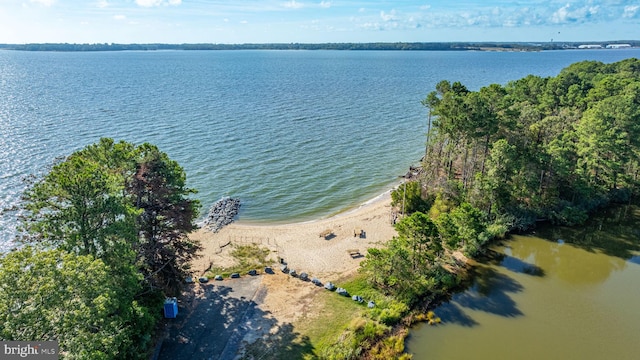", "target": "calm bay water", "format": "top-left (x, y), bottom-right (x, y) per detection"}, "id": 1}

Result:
top-left (407, 205), bottom-right (640, 359)
top-left (2, 49), bottom-right (640, 250)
